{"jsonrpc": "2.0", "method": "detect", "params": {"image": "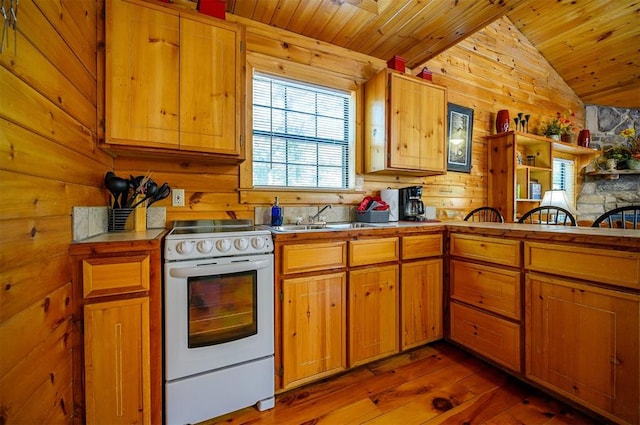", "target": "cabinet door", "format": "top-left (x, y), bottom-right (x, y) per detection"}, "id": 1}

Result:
top-left (349, 265), bottom-right (398, 367)
top-left (282, 273), bottom-right (346, 389)
top-left (84, 298), bottom-right (150, 425)
top-left (106, 0), bottom-right (180, 148)
top-left (527, 274), bottom-right (640, 424)
top-left (180, 17), bottom-right (244, 155)
top-left (401, 259), bottom-right (442, 350)
top-left (389, 73), bottom-right (445, 172)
